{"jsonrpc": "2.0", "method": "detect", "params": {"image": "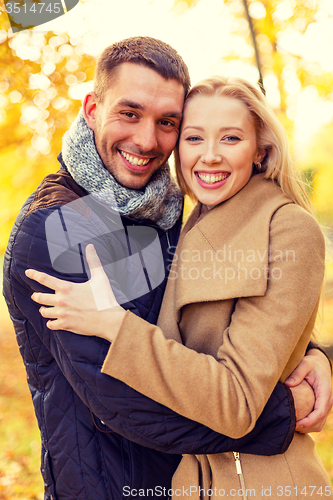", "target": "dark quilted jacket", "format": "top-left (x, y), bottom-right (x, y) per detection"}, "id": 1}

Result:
top-left (3, 160), bottom-right (295, 500)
